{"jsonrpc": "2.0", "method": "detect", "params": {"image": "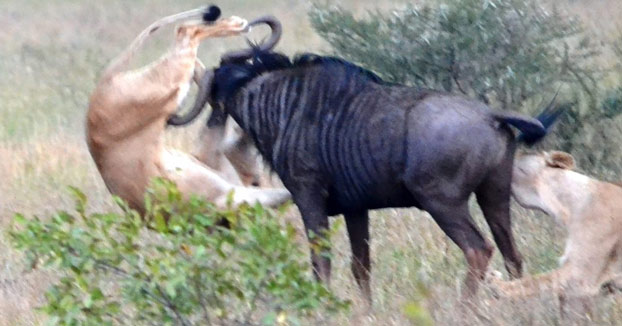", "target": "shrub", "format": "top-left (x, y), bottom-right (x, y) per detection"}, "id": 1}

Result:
top-left (553, 34), bottom-right (622, 173)
top-left (309, 0), bottom-right (600, 111)
top-left (10, 179), bottom-right (348, 326)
